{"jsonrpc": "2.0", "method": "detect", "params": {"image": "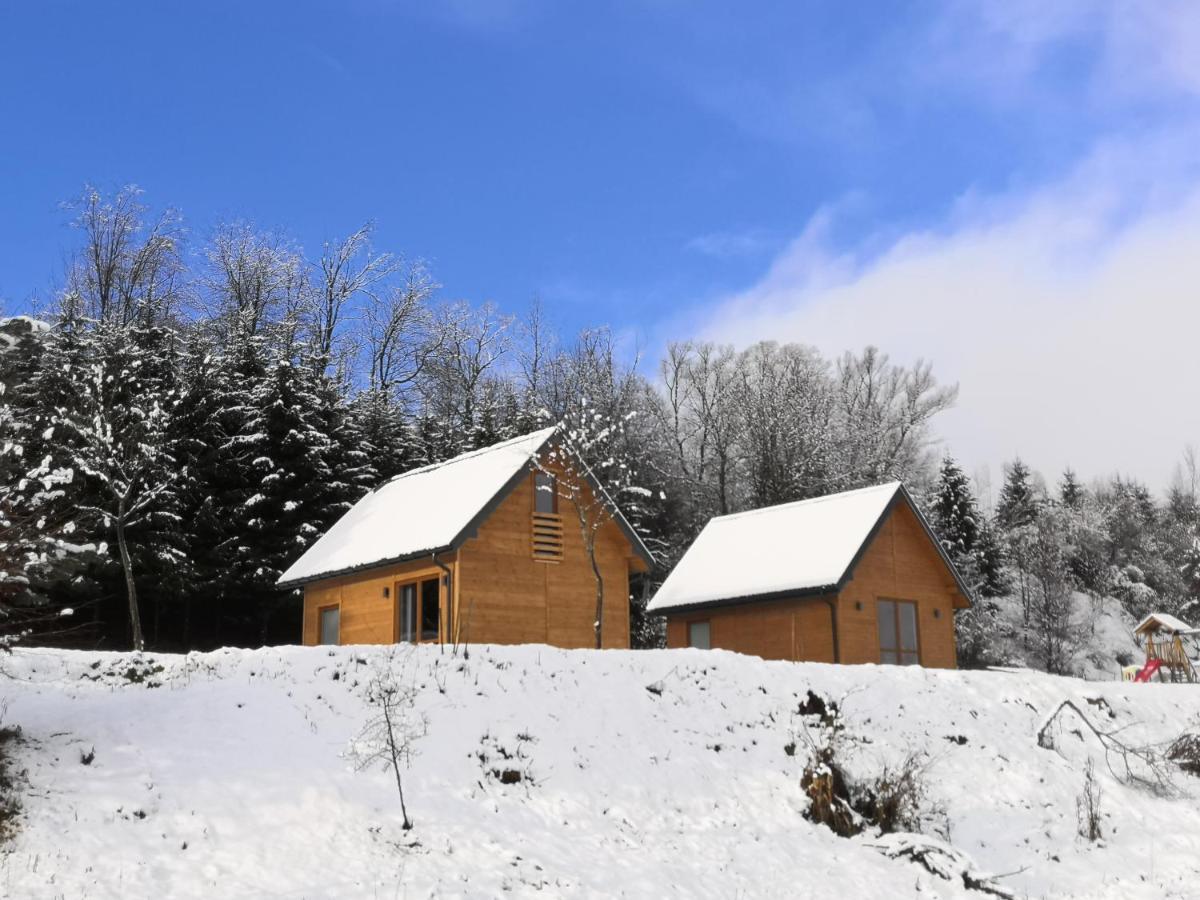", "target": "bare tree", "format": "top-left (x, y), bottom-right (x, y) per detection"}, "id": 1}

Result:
top-left (61, 185), bottom-right (184, 327)
top-left (360, 262), bottom-right (439, 397)
top-left (312, 223), bottom-right (402, 373)
top-left (420, 301), bottom-right (514, 433)
top-left (350, 652), bottom-right (427, 830)
top-left (834, 347), bottom-right (958, 485)
top-left (199, 222), bottom-right (308, 350)
top-left (537, 410), bottom-right (640, 649)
